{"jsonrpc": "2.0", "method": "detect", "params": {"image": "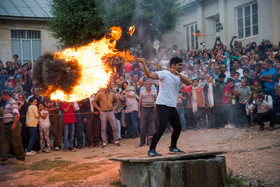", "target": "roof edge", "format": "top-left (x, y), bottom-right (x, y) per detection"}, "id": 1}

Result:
top-left (0, 15), bottom-right (53, 21)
